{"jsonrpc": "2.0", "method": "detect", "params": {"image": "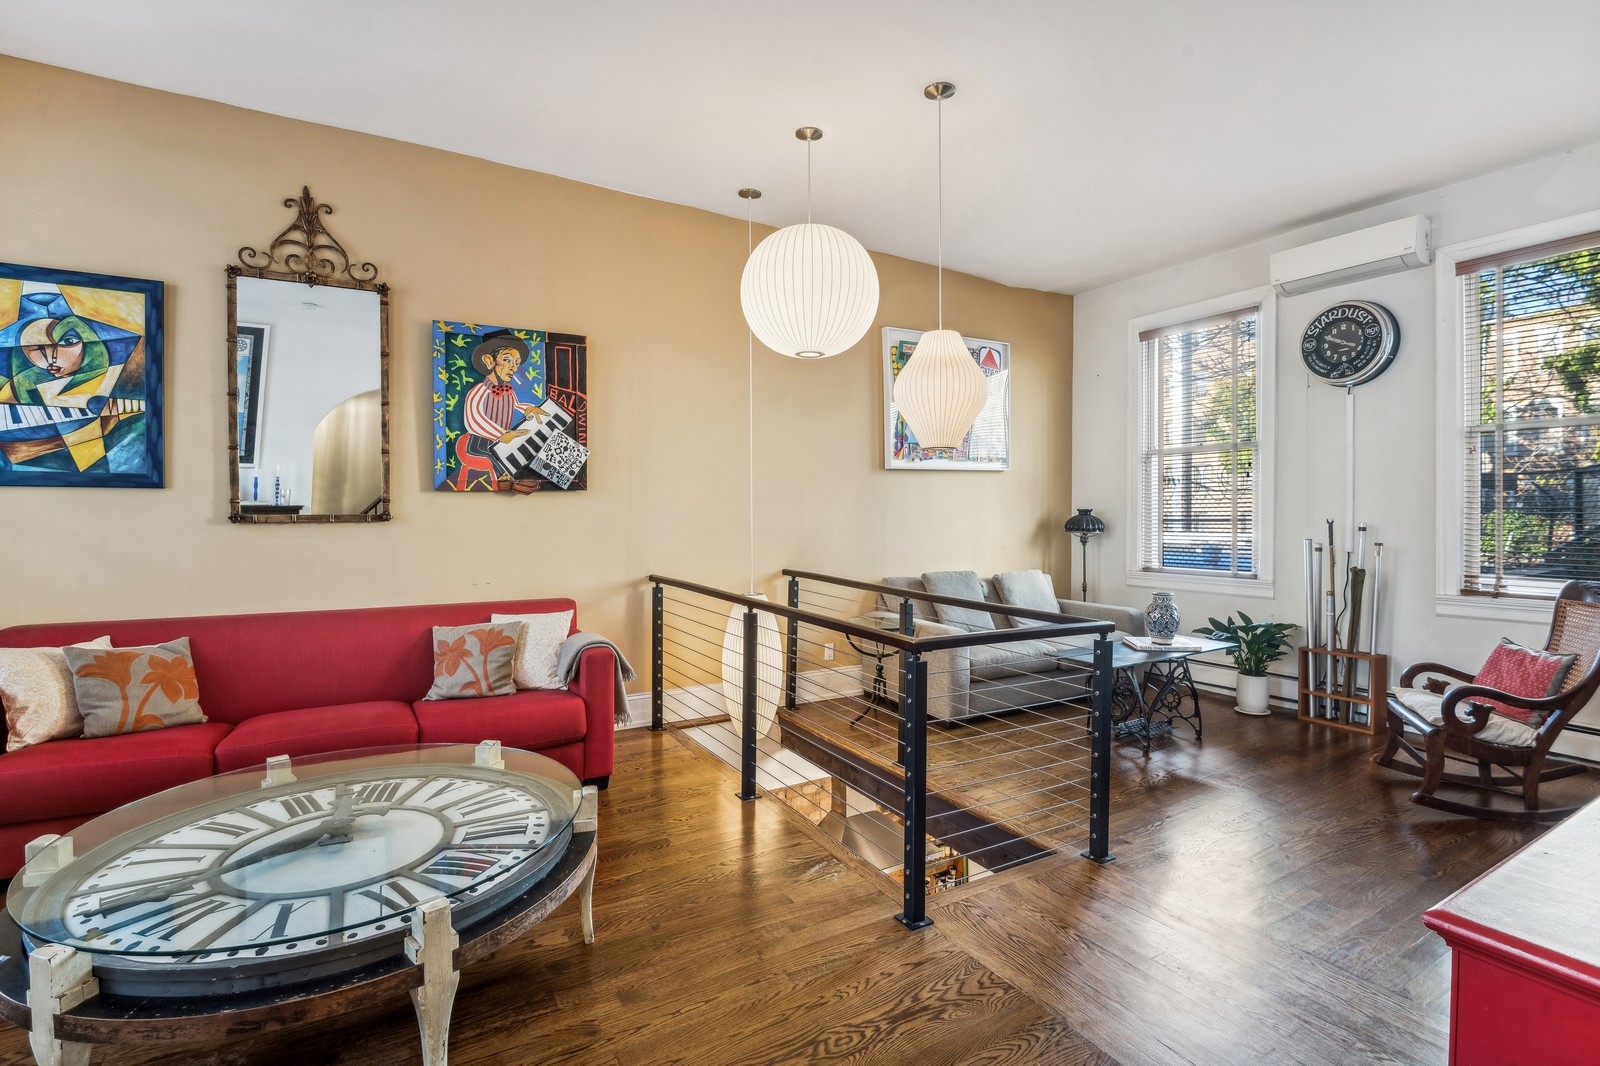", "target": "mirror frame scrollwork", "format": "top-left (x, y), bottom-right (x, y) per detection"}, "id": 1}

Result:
top-left (226, 187), bottom-right (391, 523)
